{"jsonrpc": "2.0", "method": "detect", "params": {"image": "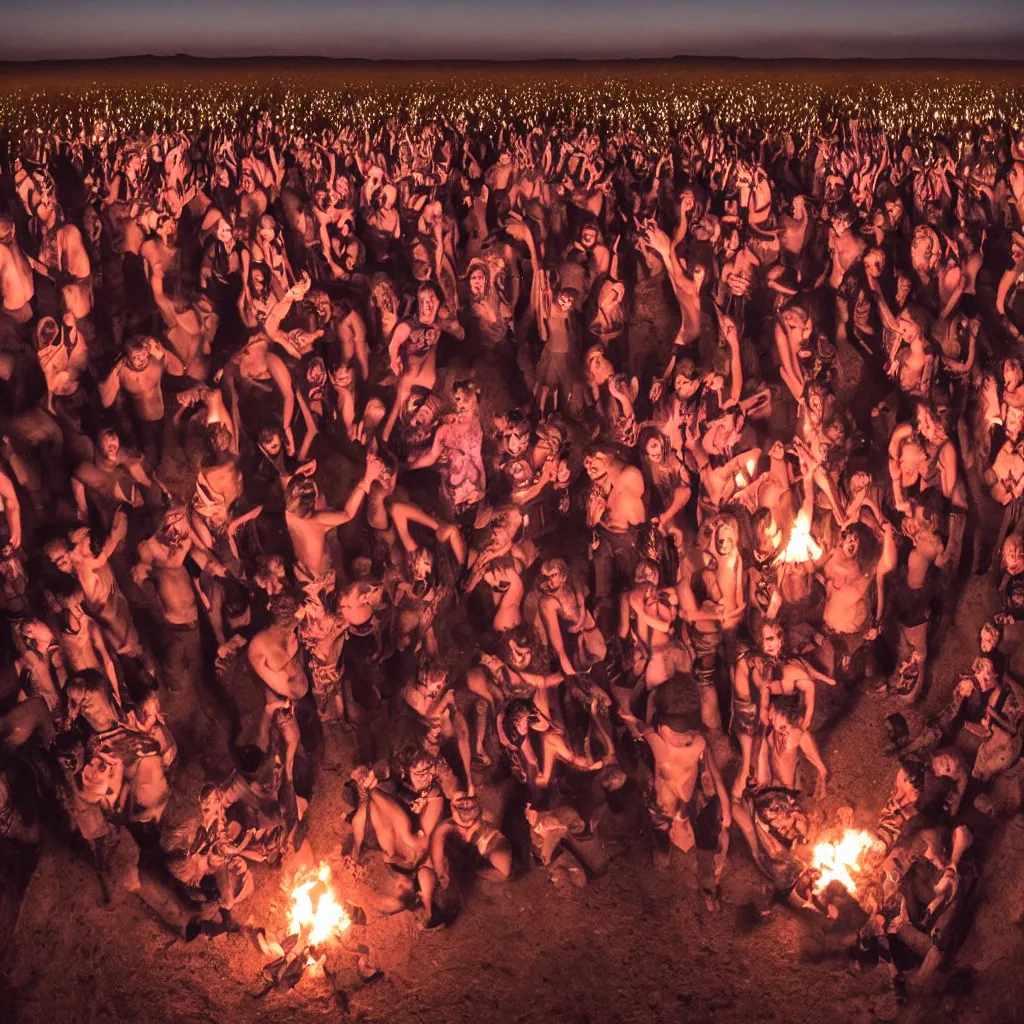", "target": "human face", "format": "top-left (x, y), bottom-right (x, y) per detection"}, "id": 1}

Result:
top-left (99, 432), bottom-right (121, 461)
top-left (556, 292), bottom-right (574, 313)
top-left (469, 268), bottom-right (487, 298)
top-left (635, 562), bottom-right (659, 586)
top-left (453, 388), bottom-right (476, 416)
top-left (127, 346), bottom-right (150, 371)
top-left (216, 220), bottom-right (233, 245)
top-left (1004, 361), bottom-right (1023, 391)
top-left (980, 624), bottom-right (999, 652)
top-left (332, 364), bottom-right (354, 389)
top-left (411, 548), bottom-right (433, 582)
top-left (761, 625), bottom-right (783, 658)
top-left (674, 373), bottom-right (698, 399)
top-left (864, 250), bottom-right (885, 279)
top-left (586, 350), bottom-right (611, 384)
top-left (885, 199), bottom-right (903, 225)
top-left (417, 288), bottom-right (439, 324)
top-left (507, 639), bottom-right (532, 671)
top-left (911, 230), bottom-right (935, 267)
top-left (506, 426), bottom-right (530, 458)
top-left (841, 531), bottom-right (860, 560)
top-left (584, 451), bottom-right (611, 481)
top-left (46, 541), bottom-right (74, 573)
top-left (580, 227), bottom-right (597, 249)
top-left (407, 758), bottom-right (435, 792)
top-left (848, 472), bottom-right (870, 497)
top-left (782, 309), bottom-right (809, 337)
top-left (714, 527), bottom-right (736, 557)
top-left (418, 666), bottom-right (446, 700)
top-left (645, 435), bottom-right (665, 464)
top-left (261, 433), bottom-right (283, 457)
top-left (539, 562), bottom-right (566, 594)
top-left (830, 213), bottom-right (852, 235)
top-left (1004, 538), bottom-right (1024, 575)
top-left (916, 406), bottom-right (943, 444)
